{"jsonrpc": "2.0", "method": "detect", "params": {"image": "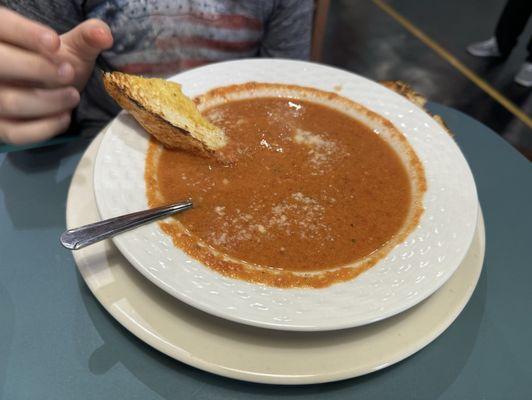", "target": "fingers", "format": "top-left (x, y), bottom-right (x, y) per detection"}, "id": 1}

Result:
top-left (61, 19), bottom-right (113, 63)
top-left (0, 10), bottom-right (112, 93)
top-left (0, 7), bottom-right (60, 54)
top-left (0, 83), bottom-right (78, 145)
top-left (0, 8), bottom-right (98, 146)
top-left (0, 86), bottom-right (79, 118)
top-left (0, 43), bottom-right (75, 86)
top-left (0, 8), bottom-right (75, 89)
top-left (0, 112), bottom-right (71, 145)
top-left (0, 11), bottom-right (111, 146)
